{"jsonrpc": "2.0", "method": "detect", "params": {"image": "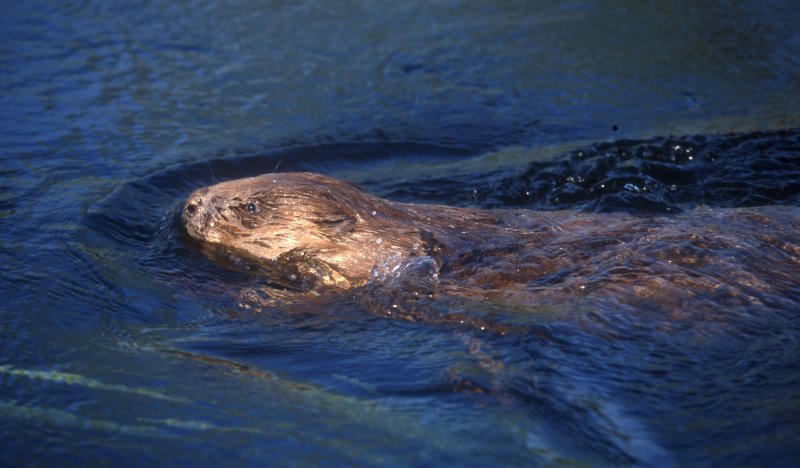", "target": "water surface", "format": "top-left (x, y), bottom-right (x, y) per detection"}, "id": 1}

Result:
top-left (2, 0), bottom-right (800, 465)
